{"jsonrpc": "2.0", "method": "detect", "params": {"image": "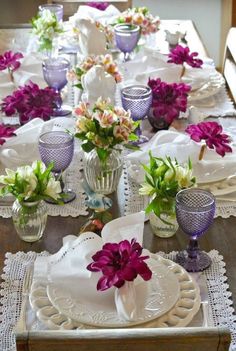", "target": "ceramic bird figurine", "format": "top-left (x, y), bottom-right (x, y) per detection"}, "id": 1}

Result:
top-left (81, 180), bottom-right (113, 212)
